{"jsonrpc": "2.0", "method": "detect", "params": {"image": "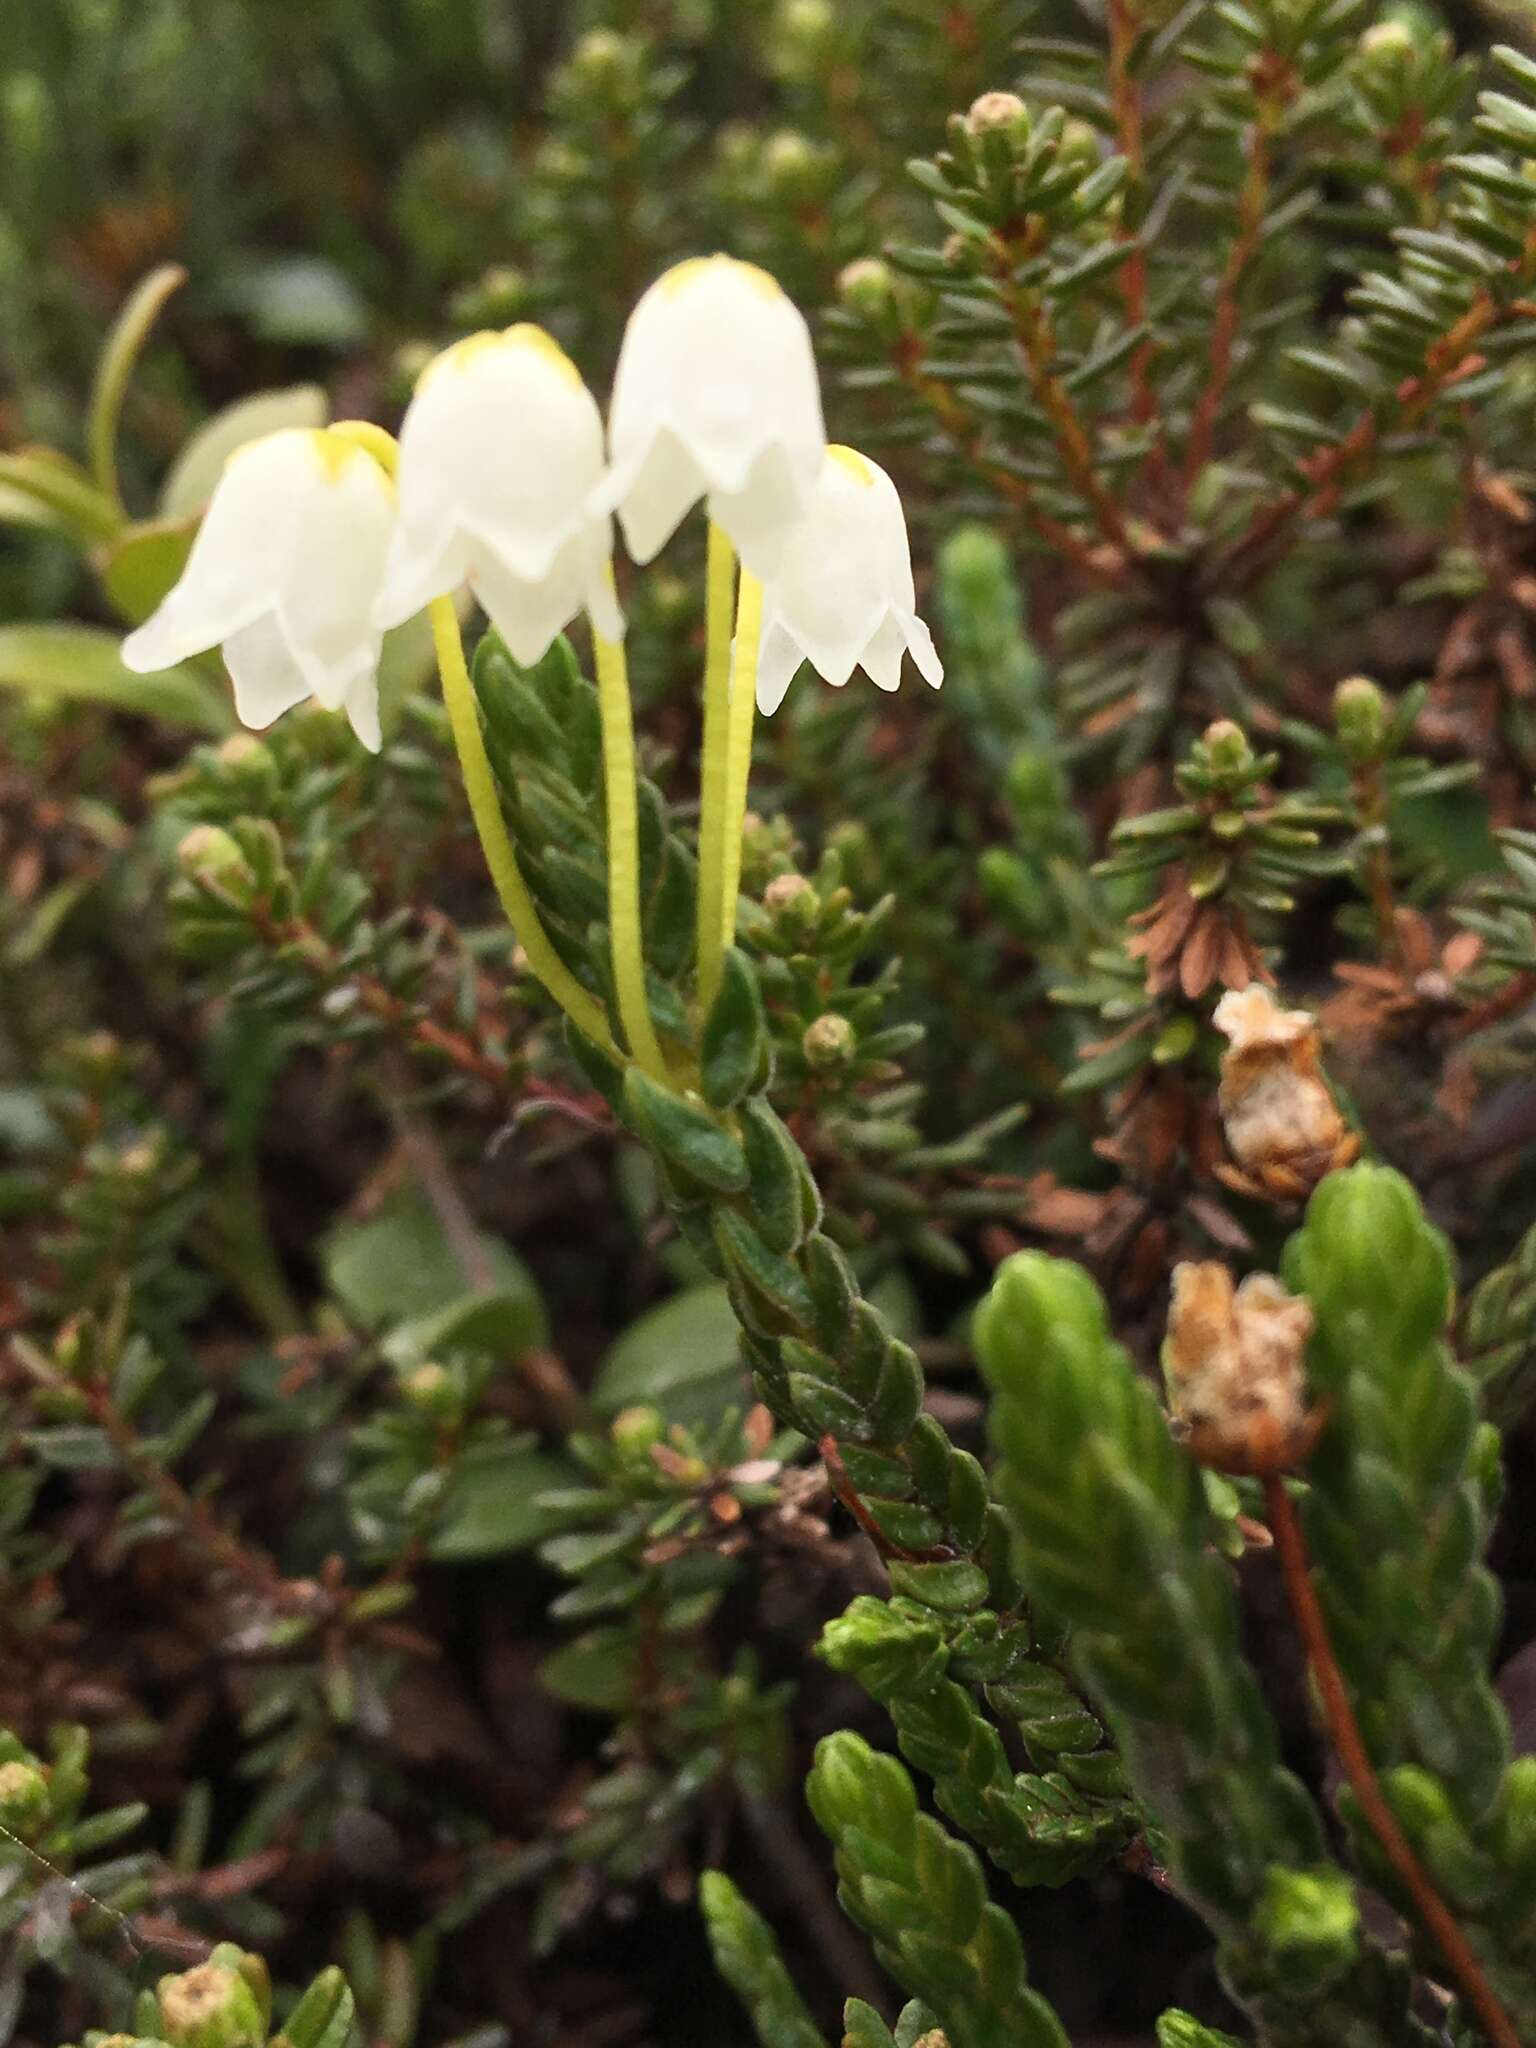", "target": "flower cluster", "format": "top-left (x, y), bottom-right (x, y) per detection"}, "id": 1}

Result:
top-left (124, 256), bottom-right (942, 751)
